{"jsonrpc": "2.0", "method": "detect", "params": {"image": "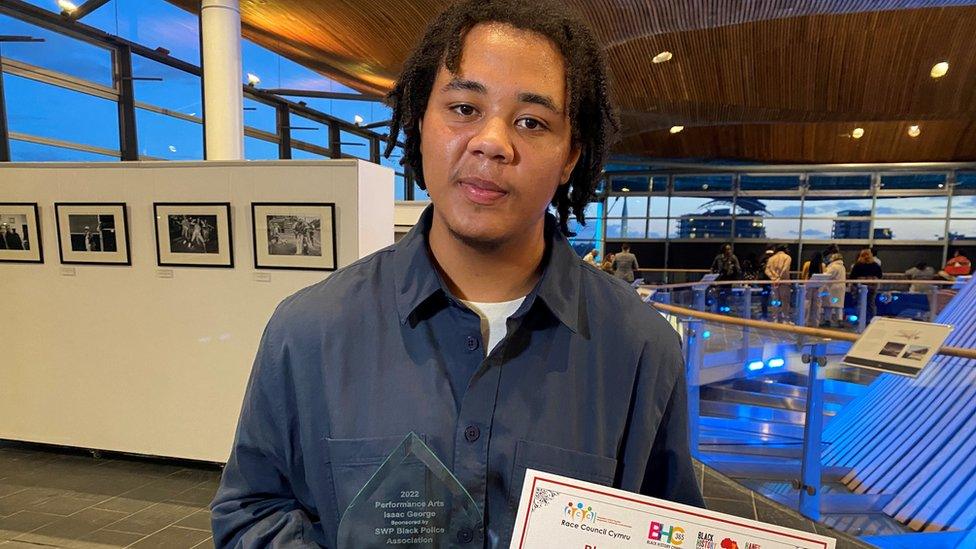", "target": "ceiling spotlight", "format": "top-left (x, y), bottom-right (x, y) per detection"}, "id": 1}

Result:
top-left (354, 114), bottom-right (364, 126)
top-left (621, 187), bottom-right (630, 192)
top-left (652, 51), bottom-right (673, 64)
top-left (669, 125), bottom-right (684, 134)
top-left (246, 73), bottom-right (261, 87)
top-left (930, 61), bottom-right (949, 79)
top-left (851, 127), bottom-right (865, 139)
top-left (57, 0), bottom-right (78, 14)
top-left (908, 125), bottom-right (921, 138)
